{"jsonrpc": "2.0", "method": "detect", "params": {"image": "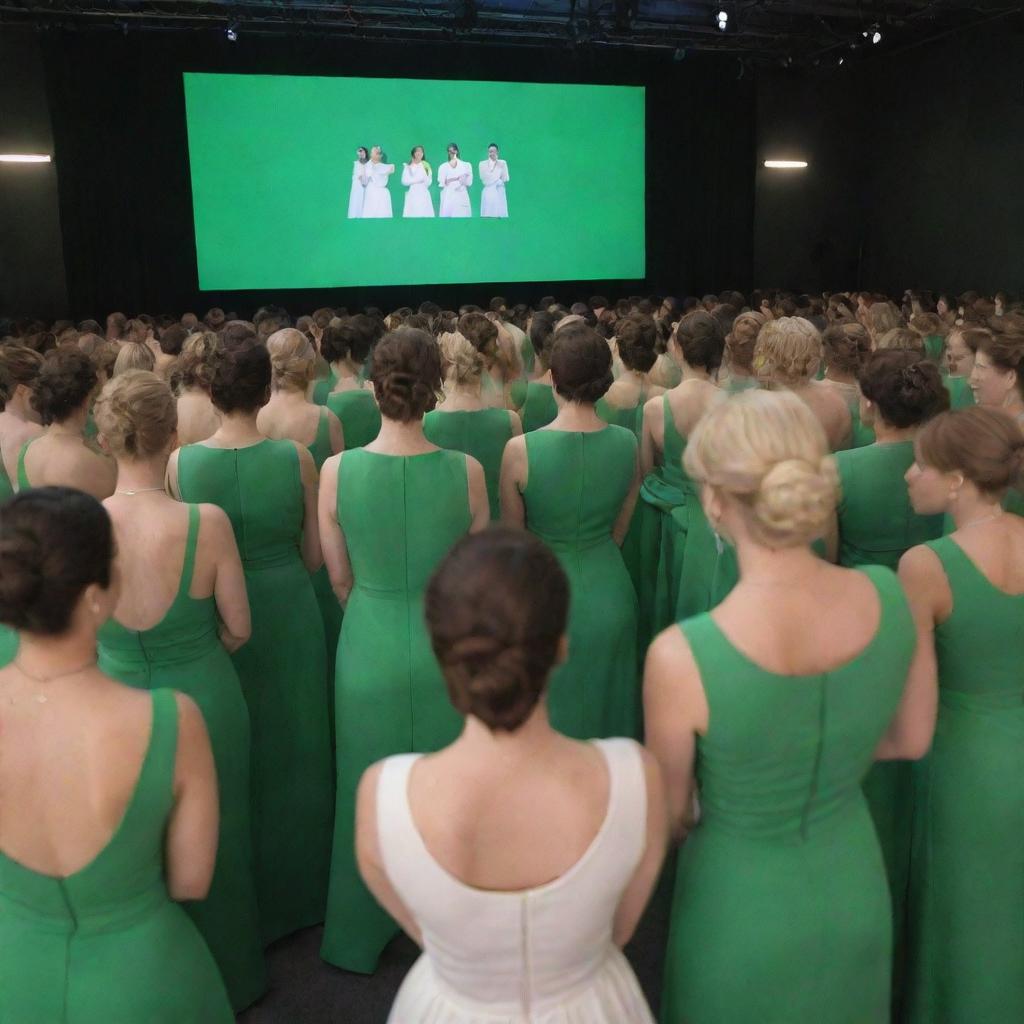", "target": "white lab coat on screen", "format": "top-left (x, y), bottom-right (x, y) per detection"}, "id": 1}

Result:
top-left (401, 162), bottom-right (435, 218)
top-left (362, 161), bottom-right (395, 218)
top-left (479, 158), bottom-right (510, 218)
top-left (437, 159), bottom-right (473, 218)
top-left (347, 160), bottom-right (369, 218)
